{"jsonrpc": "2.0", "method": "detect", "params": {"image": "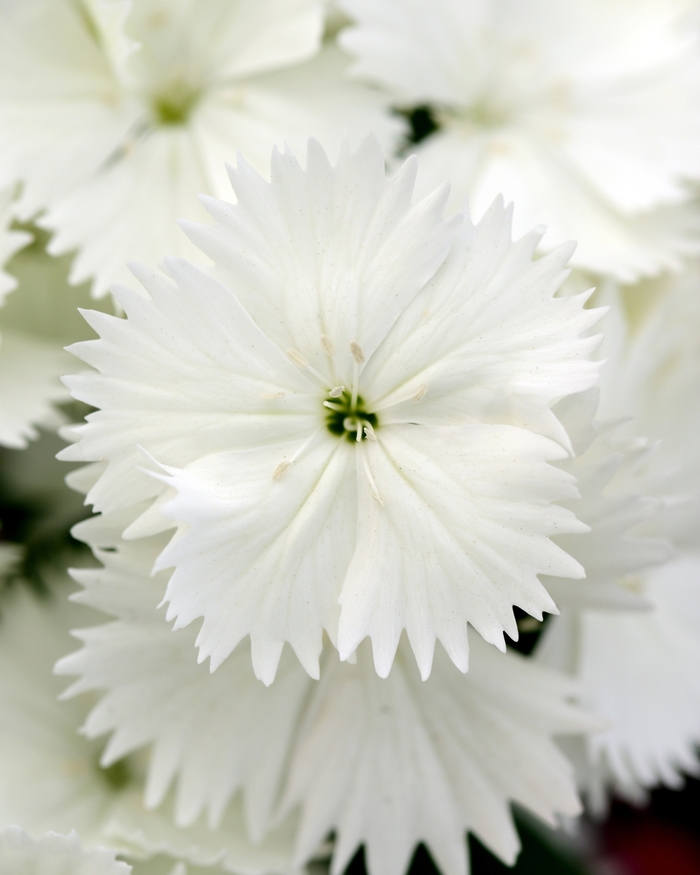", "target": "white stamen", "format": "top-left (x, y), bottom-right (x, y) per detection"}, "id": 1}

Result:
top-left (363, 422), bottom-right (377, 442)
top-left (273, 460), bottom-right (291, 480)
top-left (321, 334), bottom-right (335, 356)
top-left (323, 400), bottom-right (344, 412)
top-left (349, 341), bottom-right (365, 364)
top-left (286, 347), bottom-right (330, 388)
top-left (372, 381), bottom-right (430, 413)
top-left (272, 429), bottom-right (322, 480)
top-left (286, 348), bottom-right (309, 368)
top-left (361, 450), bottom-right (384, 506)
top-left (351, 359), bottom-right (360, 410)
top-left (329, 385), bottom-right (345, 398)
